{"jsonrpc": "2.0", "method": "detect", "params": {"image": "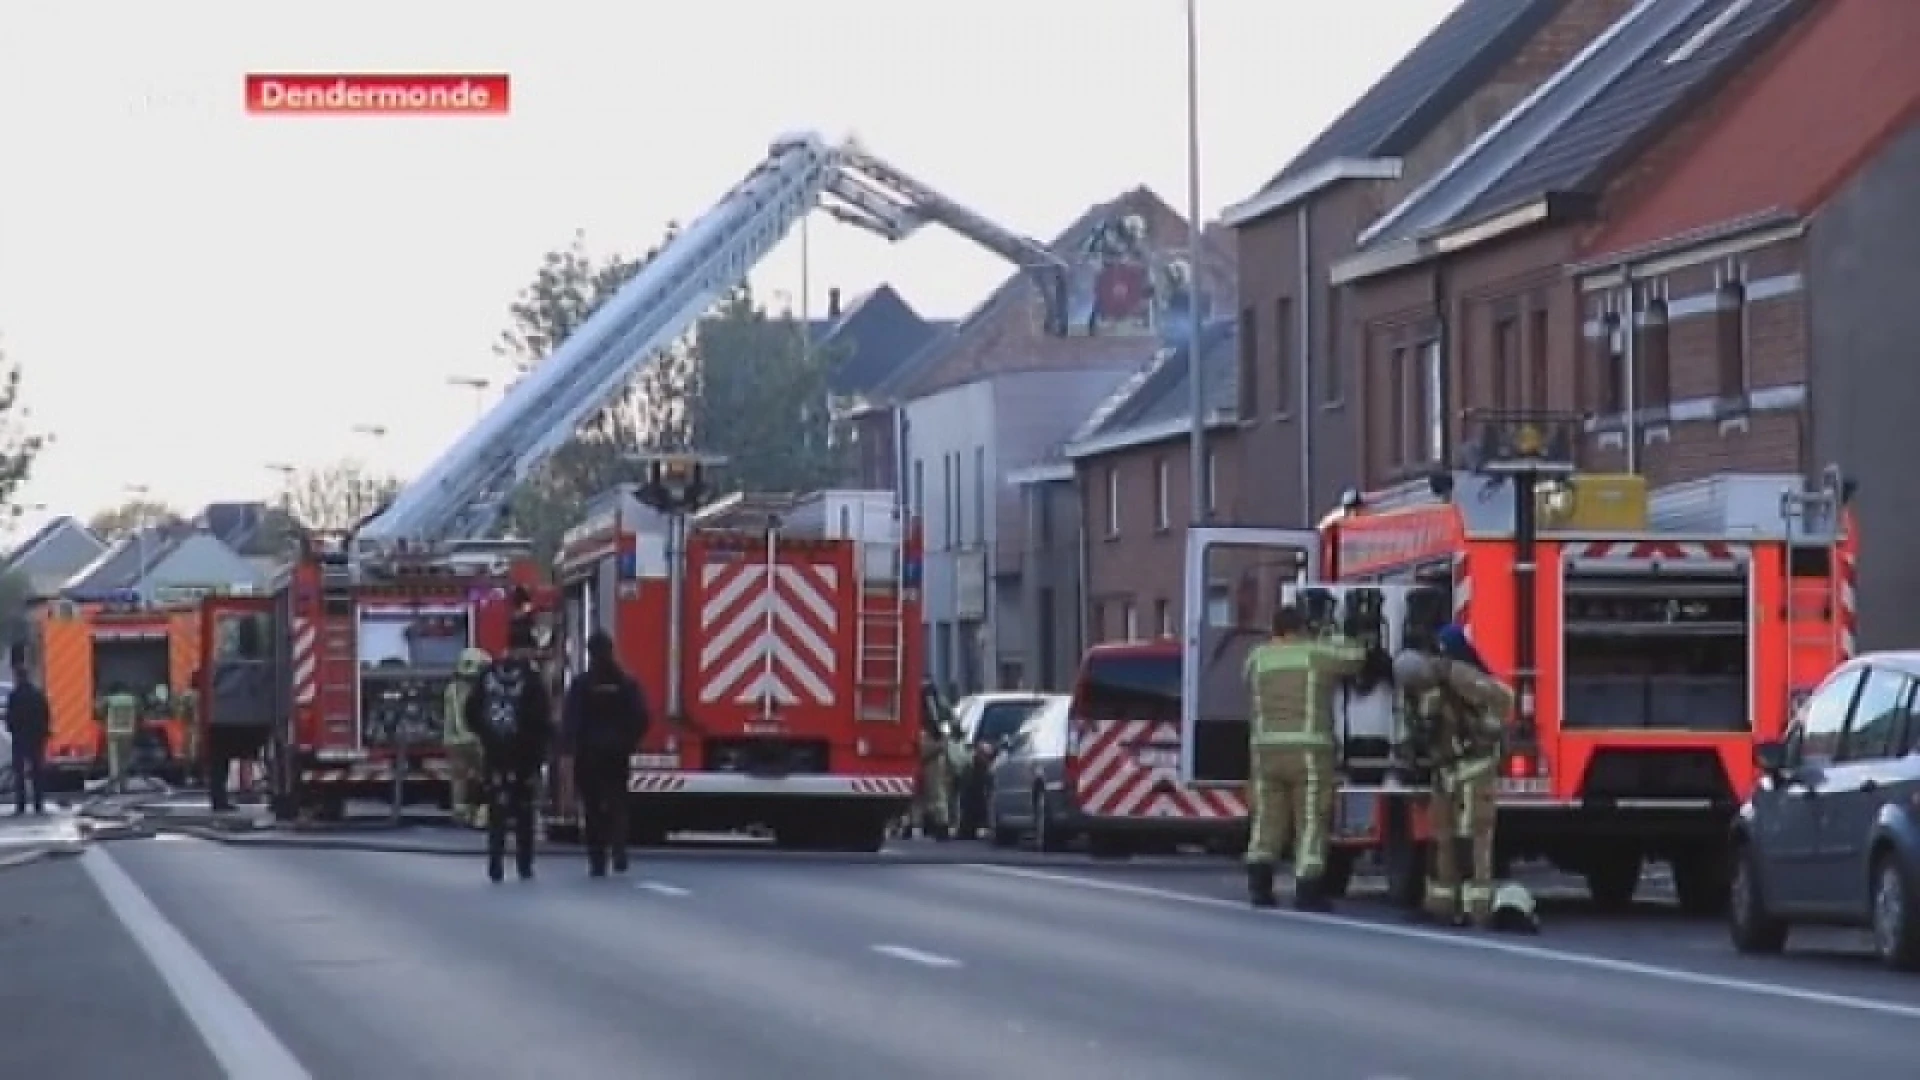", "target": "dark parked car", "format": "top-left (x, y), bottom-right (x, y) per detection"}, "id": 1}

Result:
top-left (1729, 652), bottom-right (1920, 970)
top-left (984, 694), bottom-right (1071, 850)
